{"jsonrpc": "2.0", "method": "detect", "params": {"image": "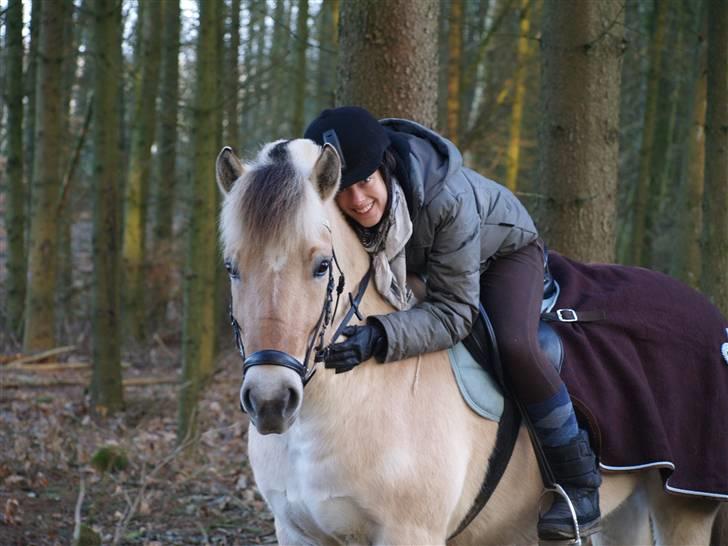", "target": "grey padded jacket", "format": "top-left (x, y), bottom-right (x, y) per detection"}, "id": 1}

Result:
top-left (372, 119), bottom-right (538, 362)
